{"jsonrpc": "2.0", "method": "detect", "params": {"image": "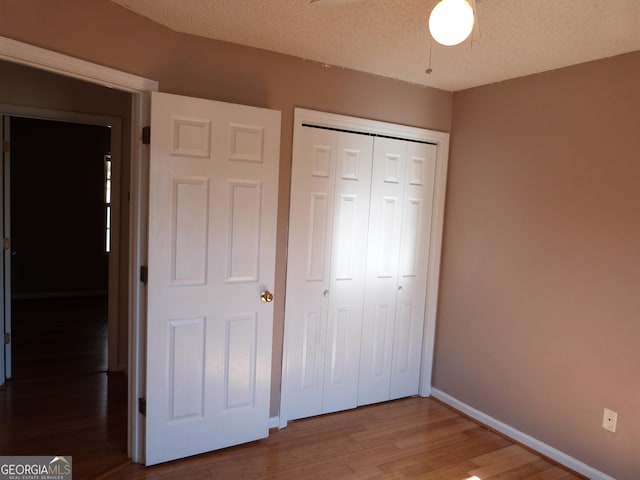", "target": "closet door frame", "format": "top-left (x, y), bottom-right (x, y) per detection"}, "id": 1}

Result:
top-left (280, 108), bottom-right (449, 426)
